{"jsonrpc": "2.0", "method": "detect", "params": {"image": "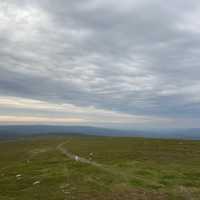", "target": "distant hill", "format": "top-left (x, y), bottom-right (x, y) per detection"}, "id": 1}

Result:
top-left (0, 125), bottom-right (200, 140)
